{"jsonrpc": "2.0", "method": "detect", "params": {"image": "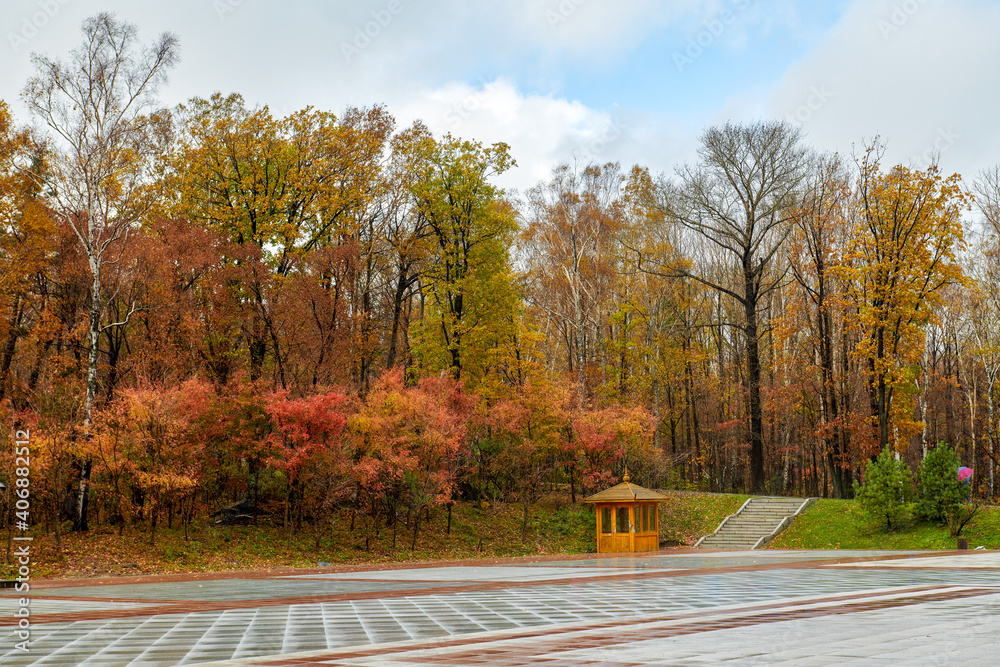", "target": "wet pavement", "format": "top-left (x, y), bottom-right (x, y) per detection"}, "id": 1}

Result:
top-left (1, 549), bottom-right (997, 665)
